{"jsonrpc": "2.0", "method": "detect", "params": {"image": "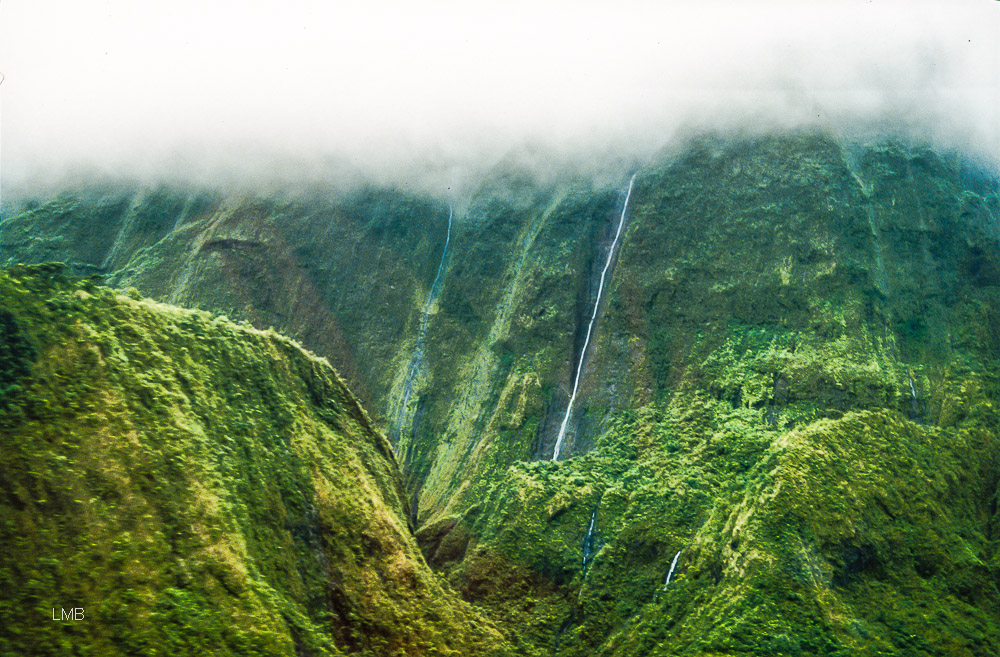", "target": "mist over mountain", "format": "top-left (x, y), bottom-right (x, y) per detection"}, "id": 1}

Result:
top-left (3, 3), bottom-right (1000, 657)
top-left (5, 128), bottom-right (1000, 656)
top-left (2, 1), bottom-right (998, 198)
